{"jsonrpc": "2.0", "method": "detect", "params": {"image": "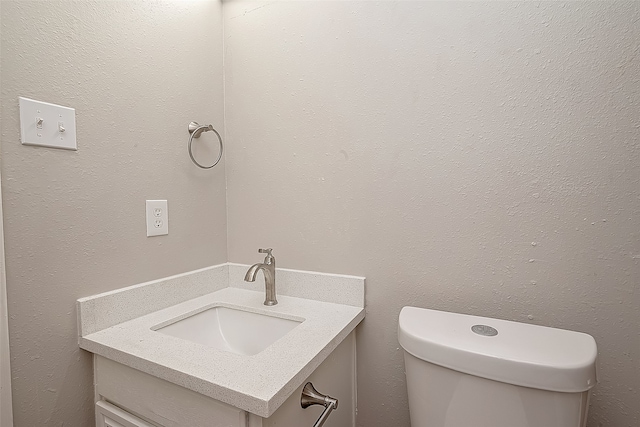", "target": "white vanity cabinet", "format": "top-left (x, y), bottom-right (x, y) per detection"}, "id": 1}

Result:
top-left (79, 264), bottom-right (365, 427)
top-left (93, 332), bottom-right (357, 427)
